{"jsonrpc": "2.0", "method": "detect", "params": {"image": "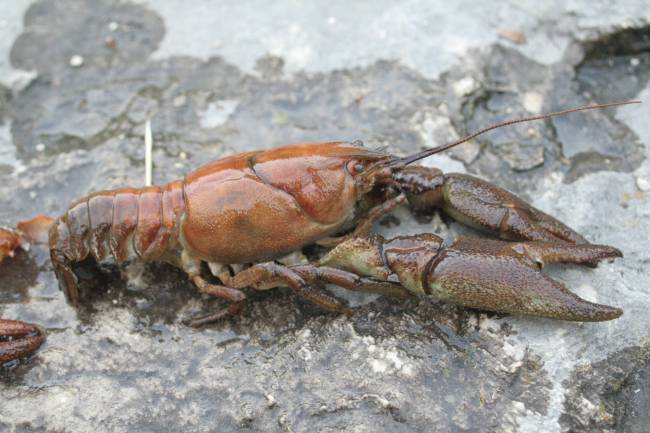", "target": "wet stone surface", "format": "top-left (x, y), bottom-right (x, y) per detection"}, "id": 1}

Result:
top-left (560, 344), bottom-right (650, 433)
top-left (0, 1), bottom-right (649, 432)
